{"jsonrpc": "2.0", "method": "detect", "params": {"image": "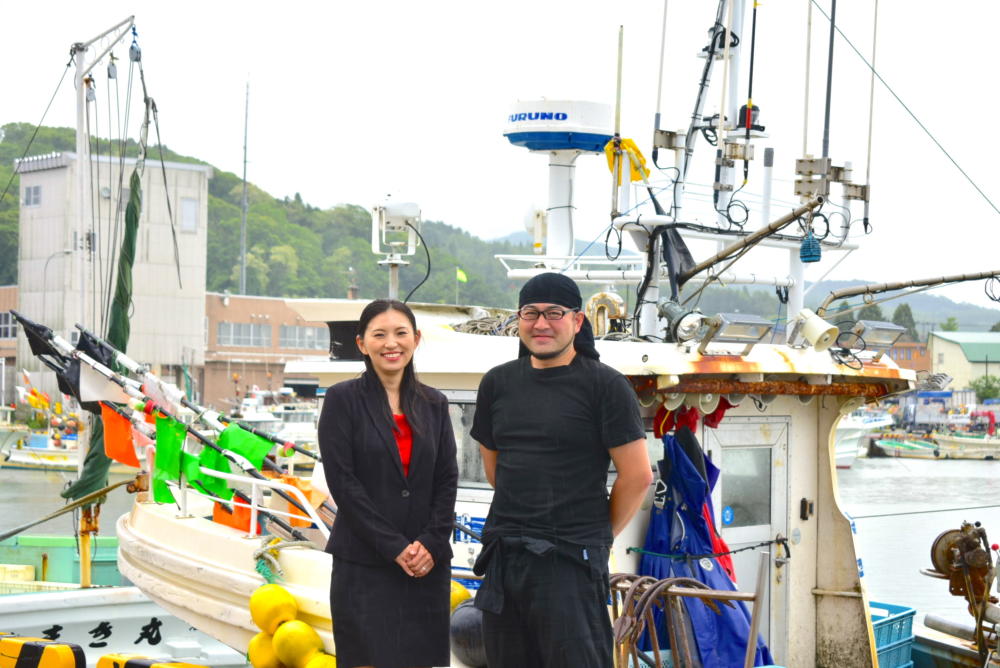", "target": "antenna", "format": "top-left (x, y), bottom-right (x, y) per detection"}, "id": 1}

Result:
top-left (239, 80), bottom-right (249, 295)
